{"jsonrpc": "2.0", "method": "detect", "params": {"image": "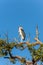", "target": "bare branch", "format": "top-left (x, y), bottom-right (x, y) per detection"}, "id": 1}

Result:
top-left (4, 55), bottom-right (38, 65)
